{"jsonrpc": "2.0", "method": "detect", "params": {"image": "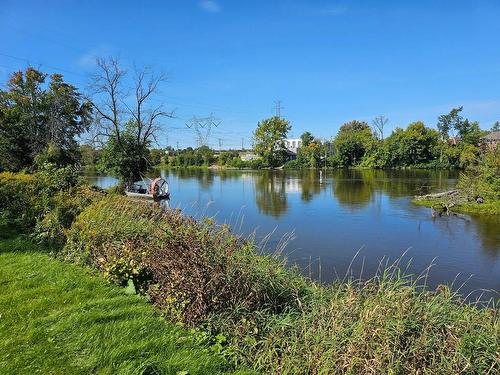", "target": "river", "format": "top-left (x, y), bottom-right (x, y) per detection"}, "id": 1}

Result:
top-left (87, 168), bottom-right (500, 299)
